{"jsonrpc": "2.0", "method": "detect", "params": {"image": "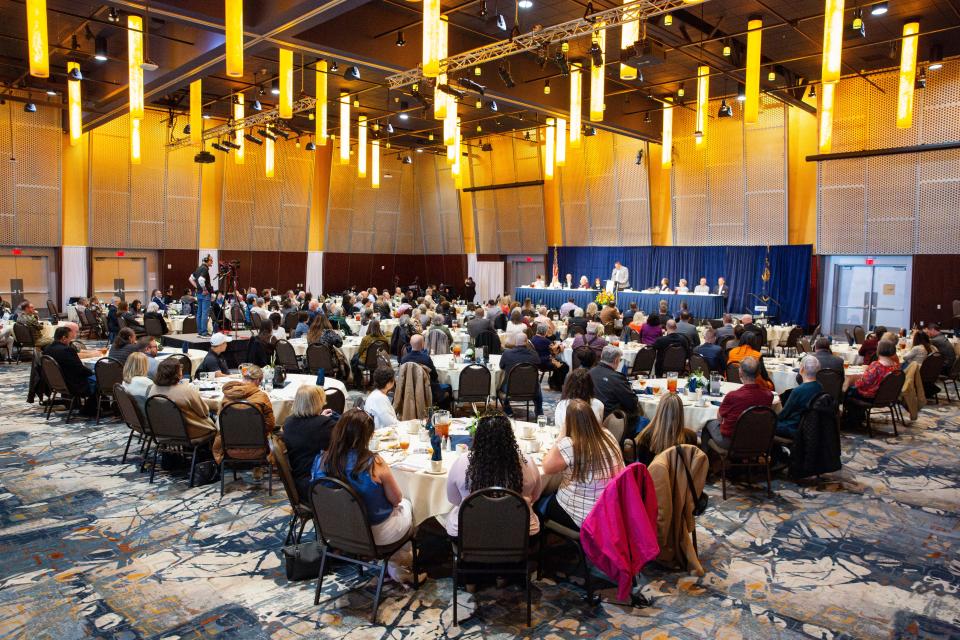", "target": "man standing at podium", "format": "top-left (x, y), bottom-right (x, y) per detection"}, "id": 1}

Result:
top-left (611, 261), bottom-right (630, 291)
